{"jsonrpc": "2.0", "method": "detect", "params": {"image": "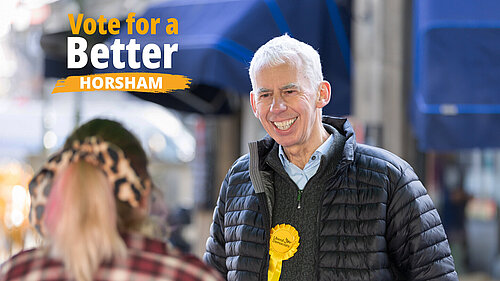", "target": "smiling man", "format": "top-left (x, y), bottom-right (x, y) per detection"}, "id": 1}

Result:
top-left (204, 35), bottom-right (458, 281)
